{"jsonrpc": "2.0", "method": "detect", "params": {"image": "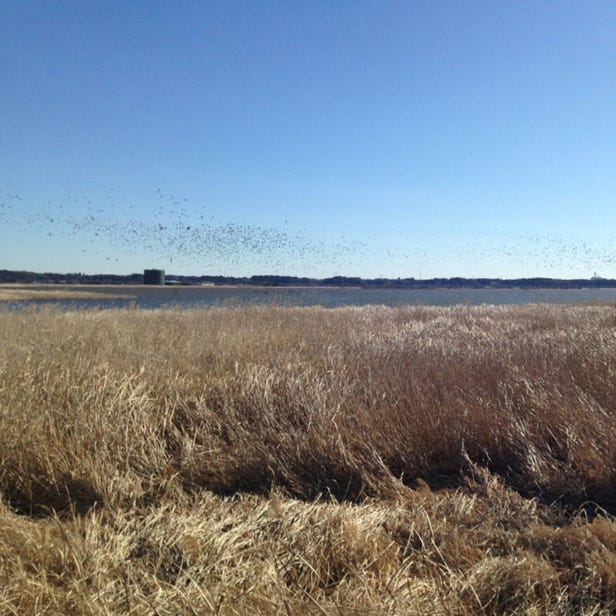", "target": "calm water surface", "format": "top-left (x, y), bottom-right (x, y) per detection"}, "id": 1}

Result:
top-left (7, 286), bottom-right (616, 310)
